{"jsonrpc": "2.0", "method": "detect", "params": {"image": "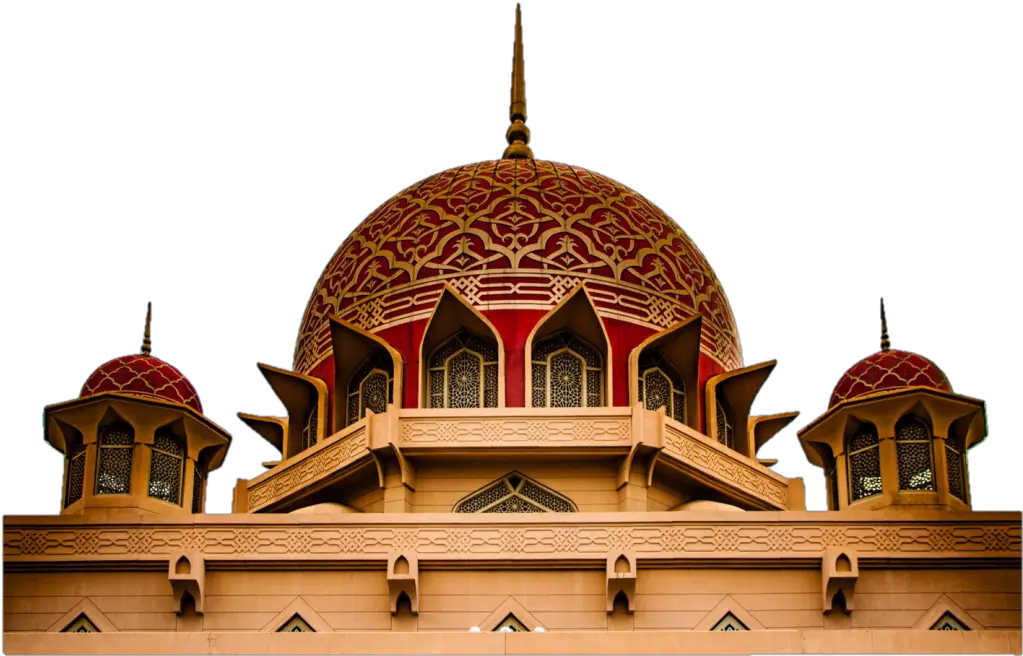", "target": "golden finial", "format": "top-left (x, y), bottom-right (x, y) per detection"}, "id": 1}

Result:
top-left (502, 4), bottom-right (533, 159)
top-left (141, 302), bottom-right (152, 355)
top-left (880, 298), bottom-right (890, 352)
